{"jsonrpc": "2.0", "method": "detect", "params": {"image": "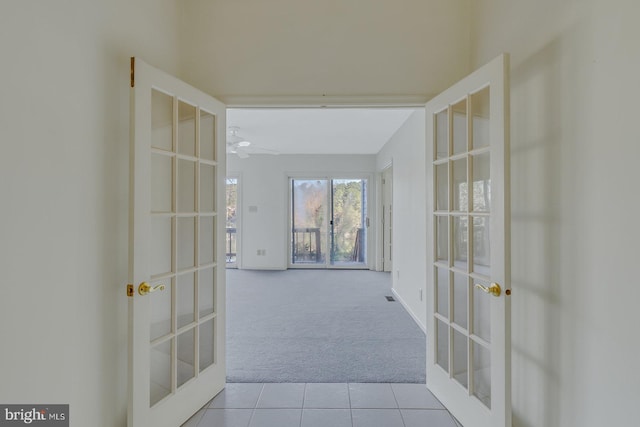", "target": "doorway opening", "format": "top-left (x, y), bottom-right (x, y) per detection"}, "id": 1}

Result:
top-left (223, 106), bottom-right (425, 385)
